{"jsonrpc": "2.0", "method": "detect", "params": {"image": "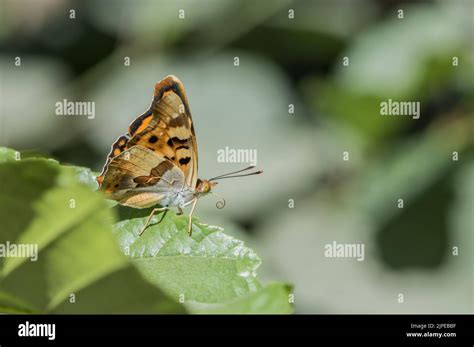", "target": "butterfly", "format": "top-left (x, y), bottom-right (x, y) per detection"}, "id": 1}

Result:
top-left (97, 75), bottom-right (262, 235)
